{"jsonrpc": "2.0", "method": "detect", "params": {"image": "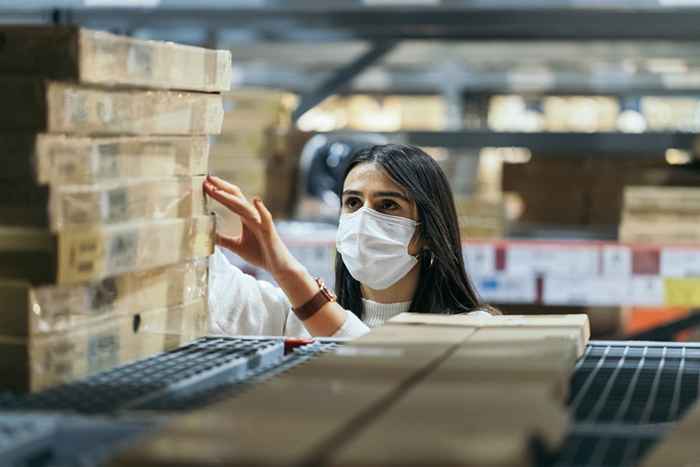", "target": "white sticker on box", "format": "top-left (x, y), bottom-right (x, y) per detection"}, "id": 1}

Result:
top-left (463, 243), bottom-right (496, 276)
top-left (627, 277), bottom-right (665, 307)
top-left (506, 245), bottom-right (599, 276)
top-left (473, 274), bottom-right (537, 304)
top-left (602, 246), bottom-right (632, 277)
top-left (660, 249), bottom-right (700, 277)
top-left (543, 277), bottom-right (626, 306)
